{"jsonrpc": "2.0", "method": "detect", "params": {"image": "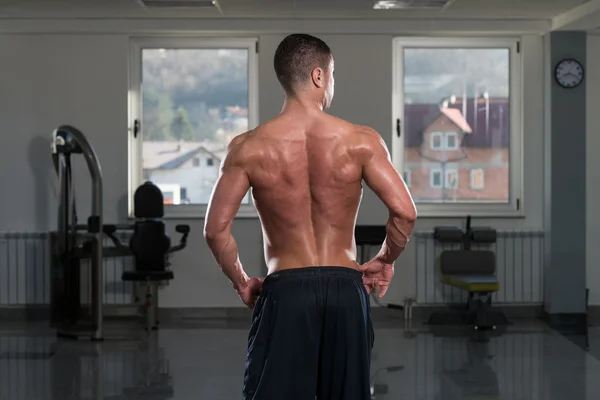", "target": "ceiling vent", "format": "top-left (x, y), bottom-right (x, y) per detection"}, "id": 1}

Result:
top-left (373, 0), bottom-right (453, 9)
top-left (141, 0), bottom-right (220, 8)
